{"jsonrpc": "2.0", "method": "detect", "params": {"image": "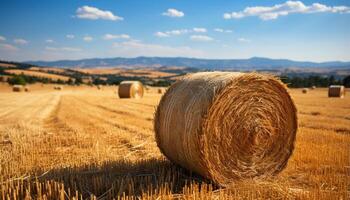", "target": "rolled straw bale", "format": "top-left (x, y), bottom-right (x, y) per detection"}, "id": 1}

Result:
top-left (24, 86), bottom-right (30, 92)
top-left (328, 85), bottom-right (345, 98)
top-left (311, 86), bottom-right (316, 90)
top-left (158, 88), bottom-right (163, 94)
top-left (118, 81), bottom-right (144, 98)
top-left (54, 86), bottom-right (63, 90)
top-left (155, 72), bottom-right (298, 186)
top-left (302, 88), bottom-right (308, 93)
top-left (12, 85), bottom-right (23, 92)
